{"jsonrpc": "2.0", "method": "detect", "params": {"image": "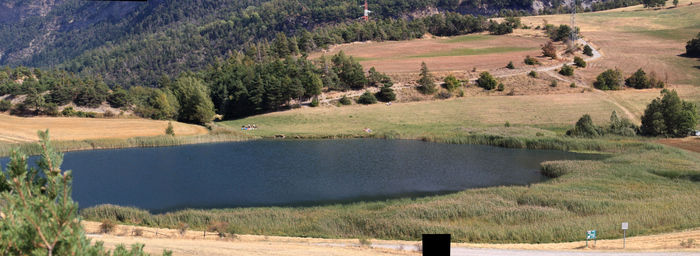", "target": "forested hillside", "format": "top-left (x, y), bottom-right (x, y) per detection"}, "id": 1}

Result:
top-left (0, 0), bottom-right (638, 87)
